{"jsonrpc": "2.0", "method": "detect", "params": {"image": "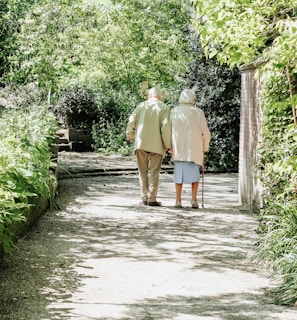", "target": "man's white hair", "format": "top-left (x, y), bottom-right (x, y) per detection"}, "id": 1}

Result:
top-left (148, 87), bottom-right (163, 99)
